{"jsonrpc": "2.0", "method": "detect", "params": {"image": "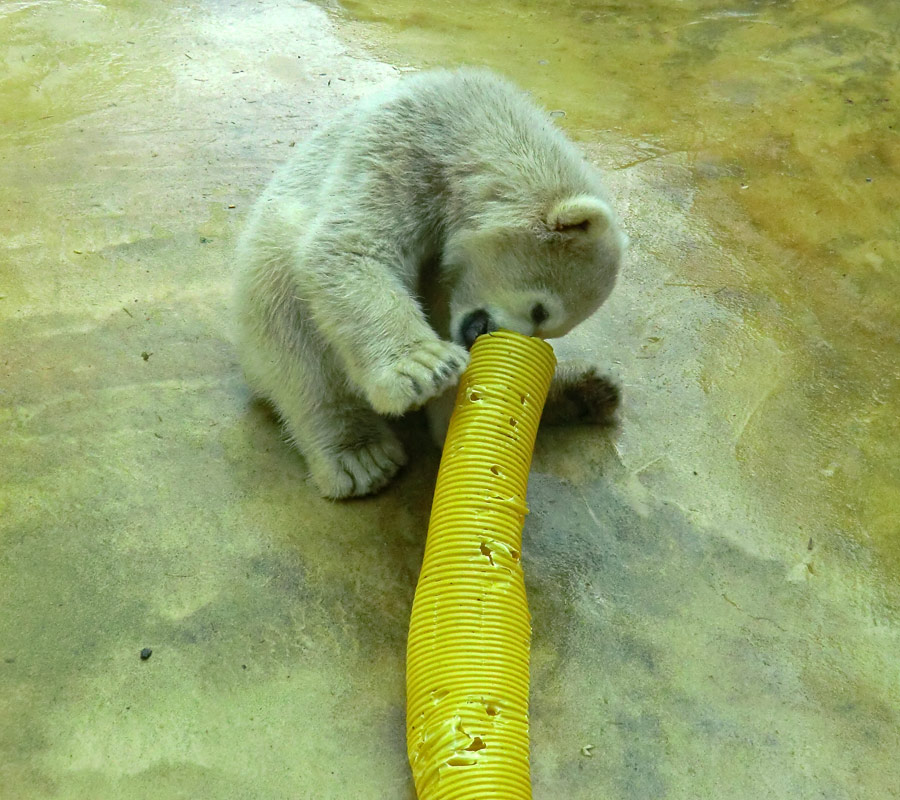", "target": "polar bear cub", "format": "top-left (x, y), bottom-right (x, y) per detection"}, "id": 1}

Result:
top-left (235, 68), bottom-right (626, 499)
